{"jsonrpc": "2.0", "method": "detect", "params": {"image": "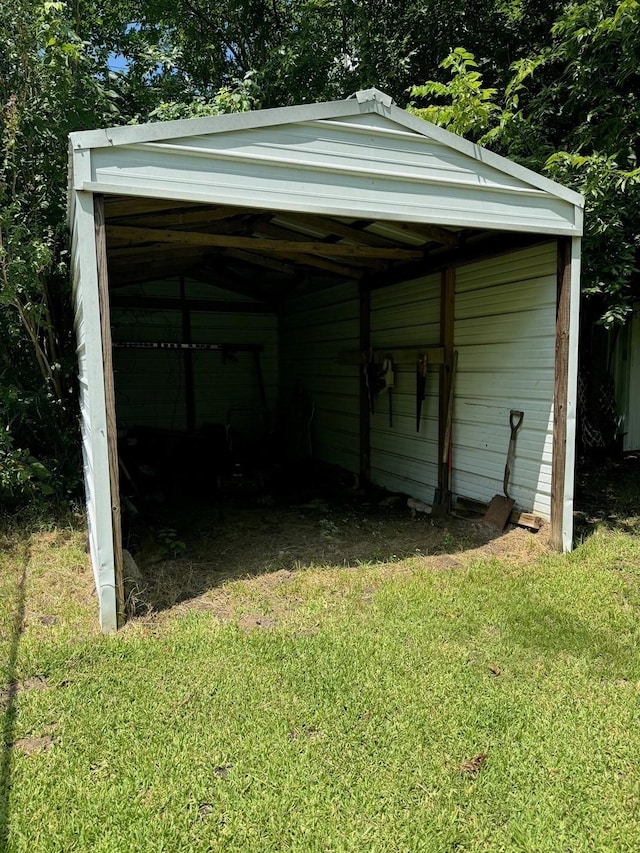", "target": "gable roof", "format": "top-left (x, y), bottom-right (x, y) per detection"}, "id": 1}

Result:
top-left (70, 88), bottom-right (583, 209)
top-left (69, 88), bottom-right (583, 236)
